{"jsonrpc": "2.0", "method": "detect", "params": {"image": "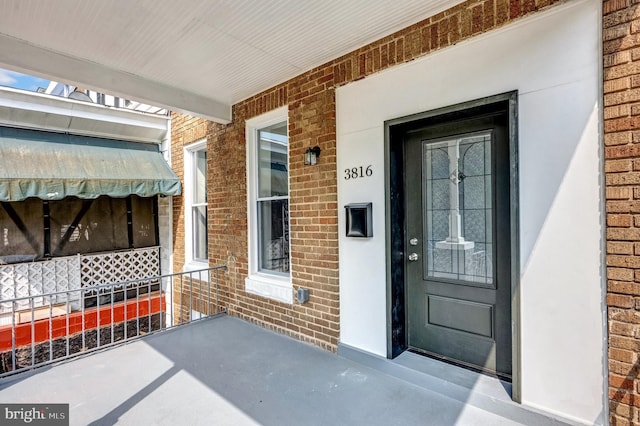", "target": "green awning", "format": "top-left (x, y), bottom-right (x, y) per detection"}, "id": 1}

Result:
top-left (0, 126), bottom-right (181, 201)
